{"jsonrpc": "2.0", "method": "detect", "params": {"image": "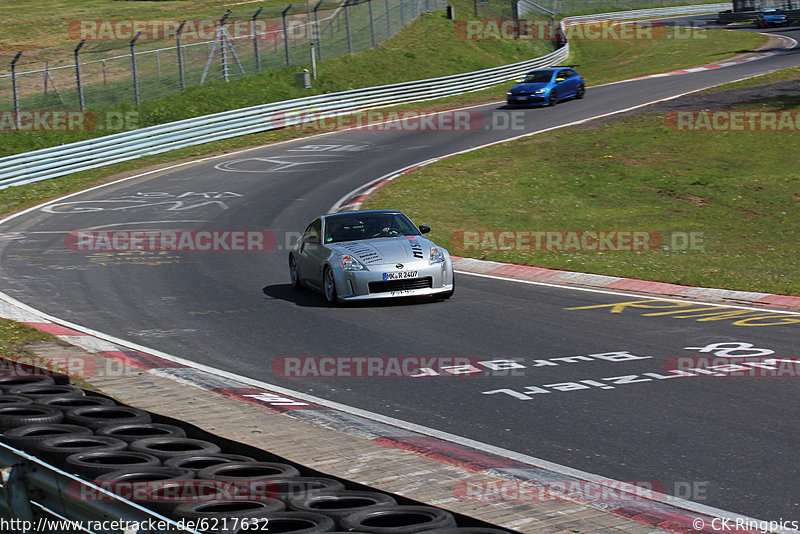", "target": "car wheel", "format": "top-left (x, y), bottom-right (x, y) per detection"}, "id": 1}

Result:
top-left (576, 83), bottom-right (585, 99)
top-left (548, 90), bottom-right (557, 106)
top-left (289, 254), bottom-right (301, 288)
top-left (323, 266), bottom-right (339, 305)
